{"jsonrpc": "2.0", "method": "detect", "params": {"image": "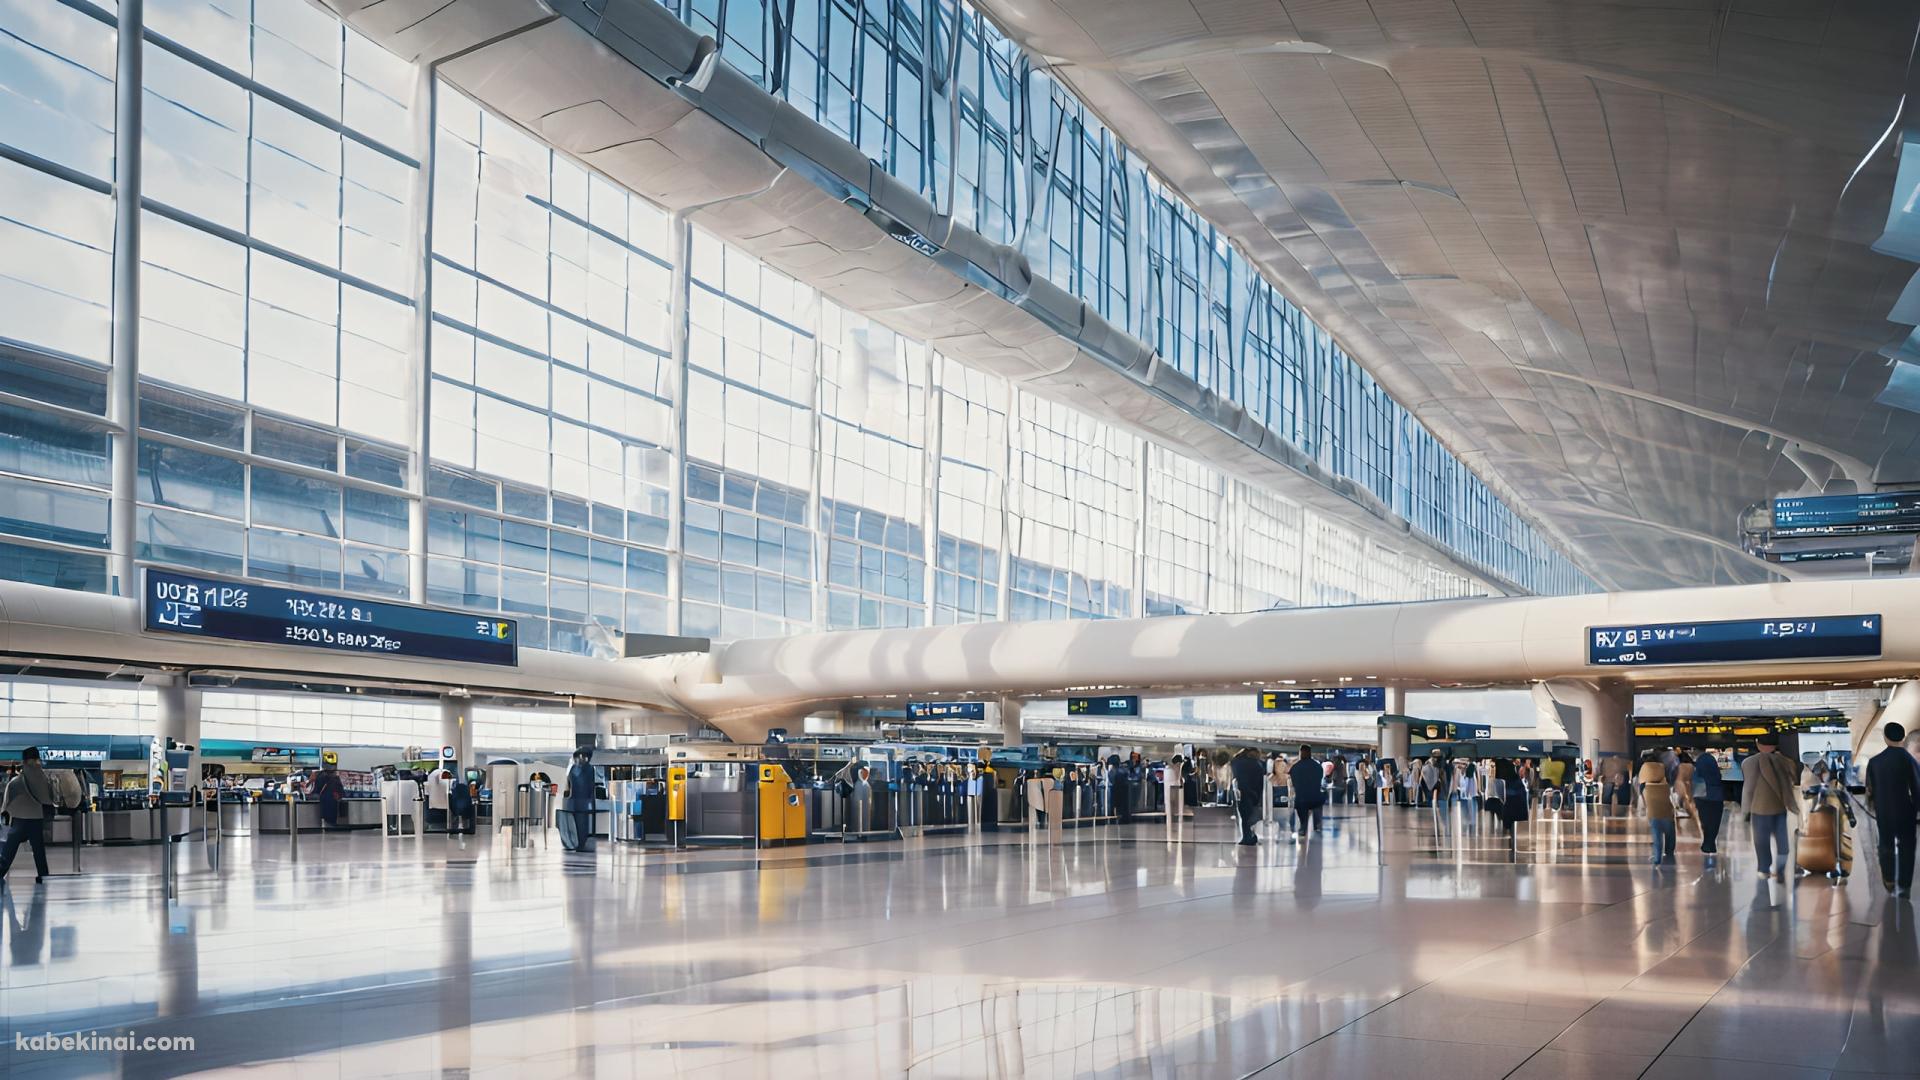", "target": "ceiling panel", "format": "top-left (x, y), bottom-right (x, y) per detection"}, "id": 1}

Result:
top-left (977, 0), bottom-right (1920, 587)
